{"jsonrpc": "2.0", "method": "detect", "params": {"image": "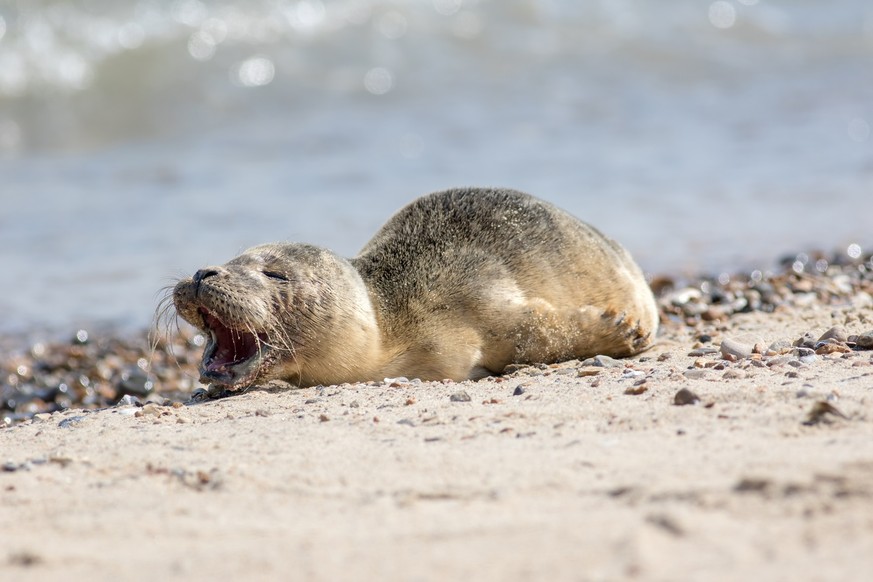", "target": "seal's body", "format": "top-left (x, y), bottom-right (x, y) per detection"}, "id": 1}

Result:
top-left (172, 188), bottom-right (658, 389)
